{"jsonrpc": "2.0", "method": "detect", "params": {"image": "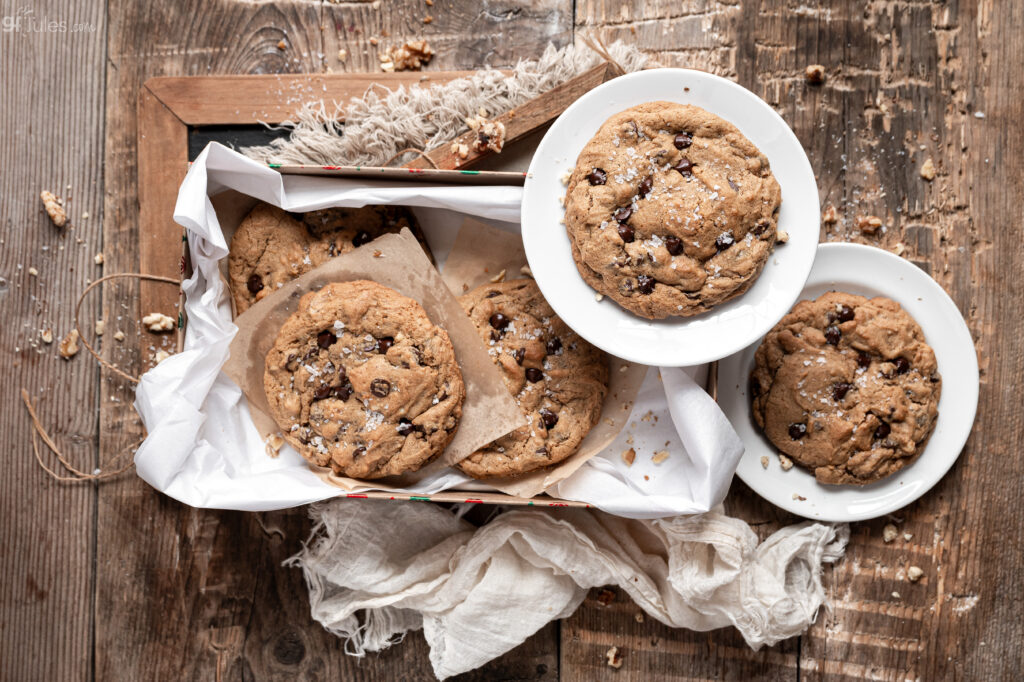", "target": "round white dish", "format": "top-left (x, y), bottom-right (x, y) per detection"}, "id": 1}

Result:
top-left (521, 68), bottom-right (820, 366)
top-left (718, 242), bottom-right (979, 522)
